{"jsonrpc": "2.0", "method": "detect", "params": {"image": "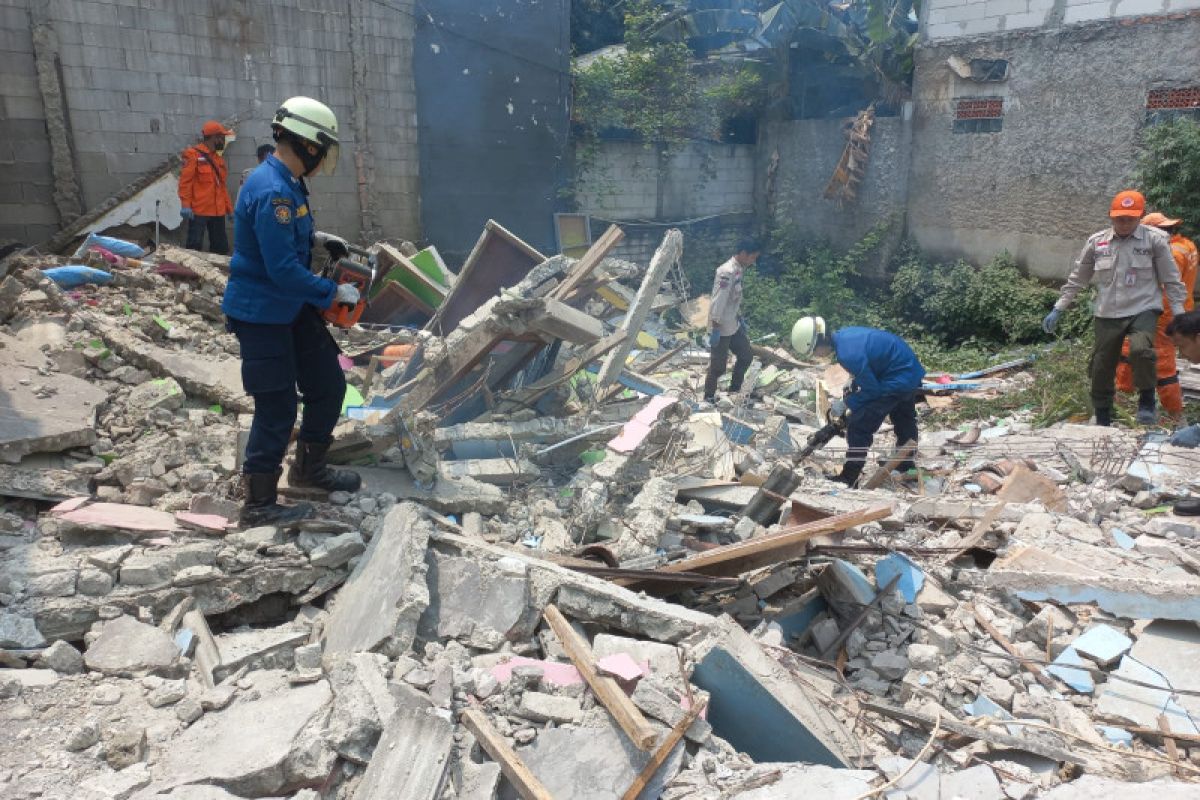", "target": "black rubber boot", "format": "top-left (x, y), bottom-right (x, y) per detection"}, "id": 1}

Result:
top-left (833, 462), bottom-right (864, 488)
top-left (1136, 390), bottom-right (1157, 426)
top-left (1174, 498), bottom-right (1200, 516)
top-left (1095, 407), bottom-right (1113, 427)
top-left (240, 471), bottom-right (312, 527)
top-left (289, 440), bottom-right (362, 493)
